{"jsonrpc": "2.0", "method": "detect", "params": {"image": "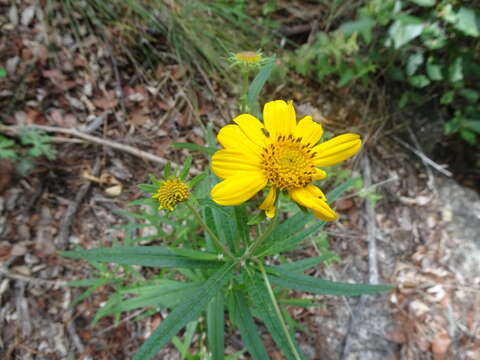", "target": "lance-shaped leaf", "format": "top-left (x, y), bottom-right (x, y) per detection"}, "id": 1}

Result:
top-left (134, 262), bottom-right (235, 360)
top-left (269, 269), bottom-right (394, 296)
top-left (207, 292), bottom-right (225, 360)
top-left (272, 253), bottom-right (337, 273)
top-left (60, 246), bottom-right (223, 269)
top-left (233, 290), bottom-right (269, 360)
top-left (244, 270), bottom-right (305, 360)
